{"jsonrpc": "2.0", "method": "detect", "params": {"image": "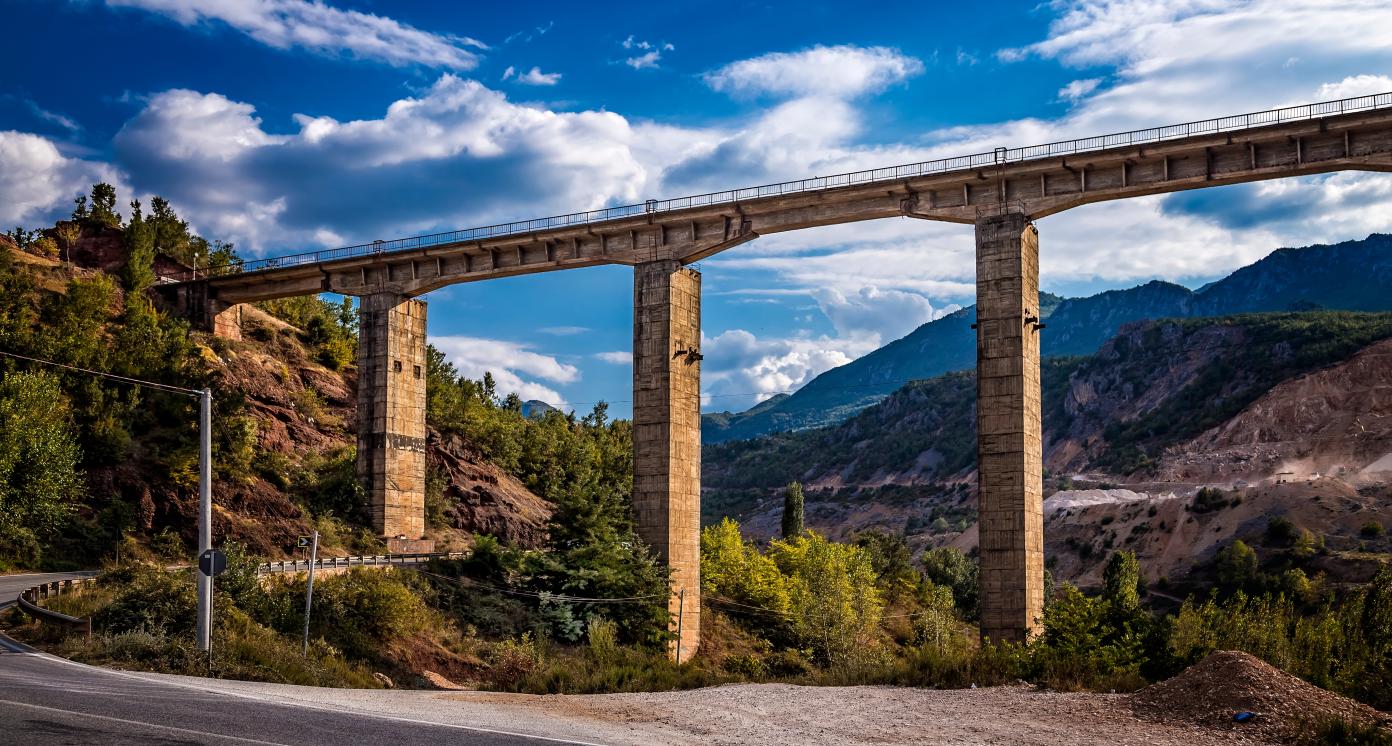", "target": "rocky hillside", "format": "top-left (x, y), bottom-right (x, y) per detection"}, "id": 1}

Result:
top-left (705, 312), bottom-right (1392, 587)
top-left (704, 233), bottom-right (1392, 443)
top-left (0, 238), bottom-right (552, 568)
